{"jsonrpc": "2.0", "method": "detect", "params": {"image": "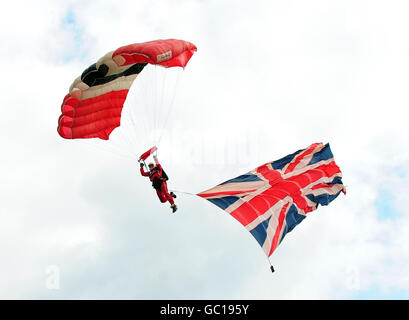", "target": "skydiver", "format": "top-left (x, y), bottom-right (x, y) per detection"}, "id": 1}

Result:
top-left (140, 155), bottom-right (177, 213)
